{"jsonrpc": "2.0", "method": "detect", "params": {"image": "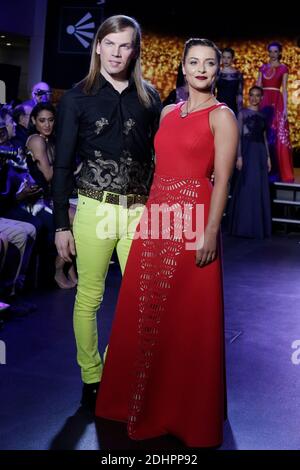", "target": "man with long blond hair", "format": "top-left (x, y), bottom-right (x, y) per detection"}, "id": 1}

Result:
top-left (53, 15), bottom-right (161, 409)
